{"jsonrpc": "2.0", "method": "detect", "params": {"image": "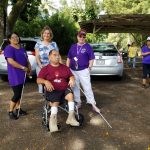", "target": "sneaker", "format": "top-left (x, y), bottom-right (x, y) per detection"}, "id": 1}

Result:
top-left (8, 112), bottom-right (18, 120)
top-left (16, 108), bottom-right (27, 116)
top-left (92, 104), bottom-right (100, 113)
